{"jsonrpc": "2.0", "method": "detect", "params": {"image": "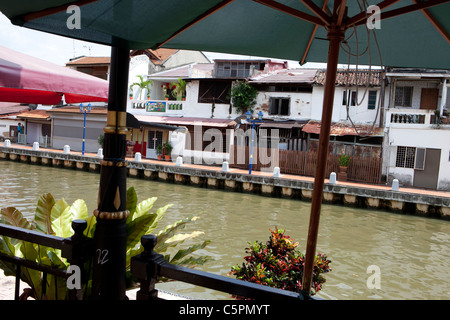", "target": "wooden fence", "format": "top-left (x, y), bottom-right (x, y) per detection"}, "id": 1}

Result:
top-left (230, 146), bottom-right (382, 184)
